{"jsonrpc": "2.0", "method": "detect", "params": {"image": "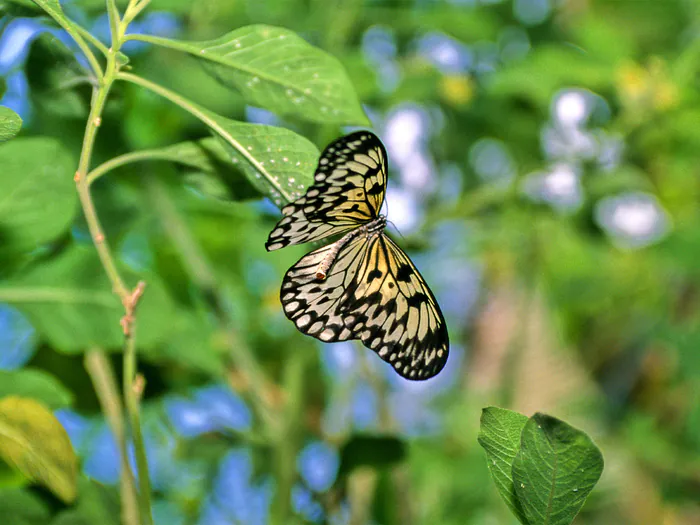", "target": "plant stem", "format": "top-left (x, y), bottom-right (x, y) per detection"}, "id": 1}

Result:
top-left (72, 23), bottom-right (110, 57)
top-left (123, 333), bottom-right (152, 522)
top-left (87, 149), bottom-right (170, 186)
top-left (271, 354), bottom-right (307, 525)
top-left (74, 25), bottom-right (154, 525)
top-left (105, 0), bottom-right (121, 45)
top-left (85, 350), bottom-right (140, 525)
top-left (75, 51), bottom-right (129, 300)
